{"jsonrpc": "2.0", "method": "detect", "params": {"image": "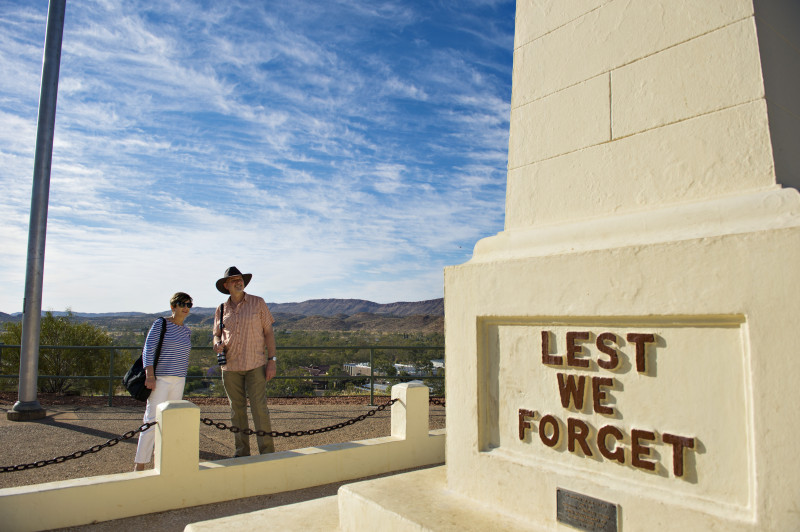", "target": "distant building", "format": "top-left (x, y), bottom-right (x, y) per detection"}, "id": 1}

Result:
top-left (356, 383), bottom-right (389, 393)
top-left (301, 365), bottom-right (331, 389)
top-left (343, 362), bottom-right (372, 376)
top-left (345, 360), bottom-right (444, 378)
top-left (394, 363), bottom-right (419, 376)
top-left (301, 364), bottom-right (331, 376)
top-left (394, 359), bottom-right (445, 377)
